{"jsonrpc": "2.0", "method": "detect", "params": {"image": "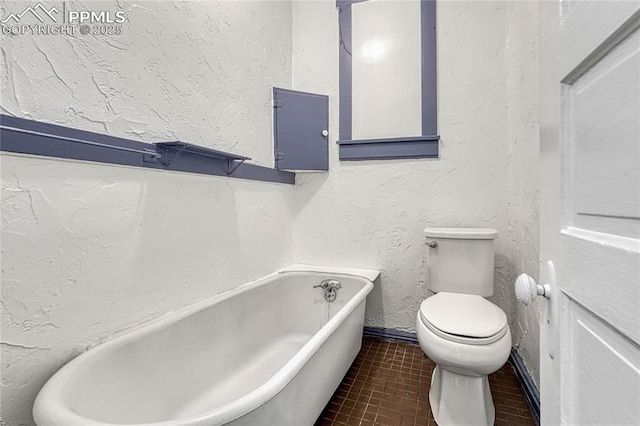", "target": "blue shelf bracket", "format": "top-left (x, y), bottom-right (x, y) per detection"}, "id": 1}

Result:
top-left (227, 158), bottom-right (246, 175)
top-left (154, 142), bottom-right (251, 175)
top-left (160, 144), bottom-right (188, 167)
